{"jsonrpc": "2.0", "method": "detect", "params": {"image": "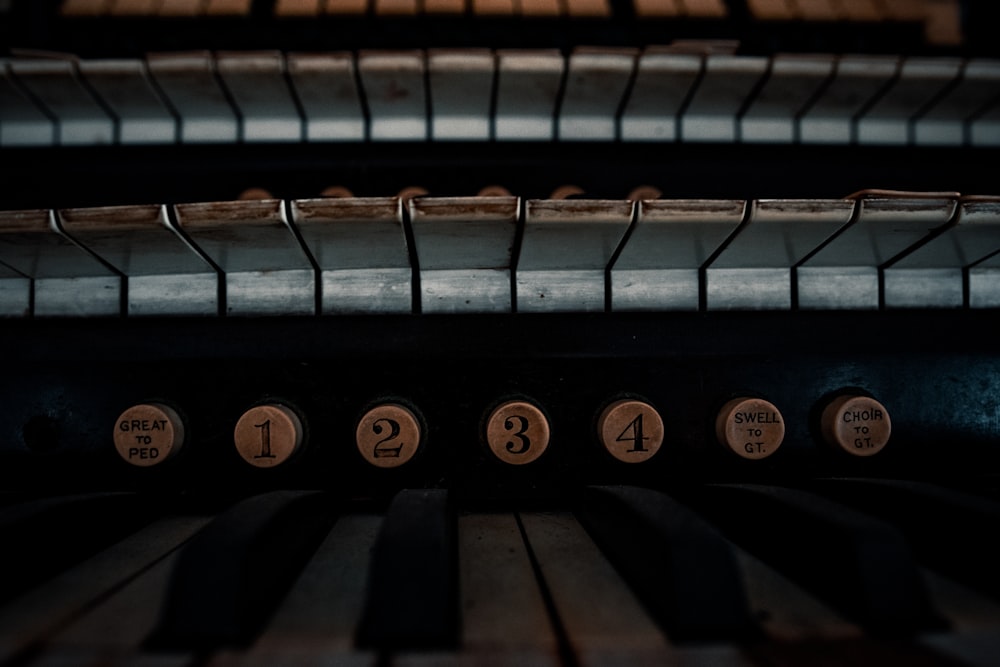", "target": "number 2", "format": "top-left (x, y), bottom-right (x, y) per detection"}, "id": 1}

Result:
top-left (372, 418), bottom-right (403, 458)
